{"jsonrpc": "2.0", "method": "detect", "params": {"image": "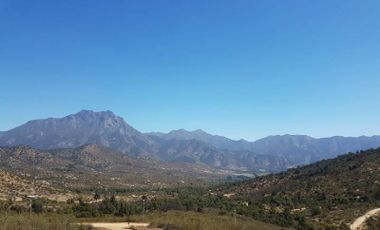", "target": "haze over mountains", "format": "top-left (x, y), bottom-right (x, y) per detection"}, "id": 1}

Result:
top-left (1, 110), bottom-right (380, 172)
